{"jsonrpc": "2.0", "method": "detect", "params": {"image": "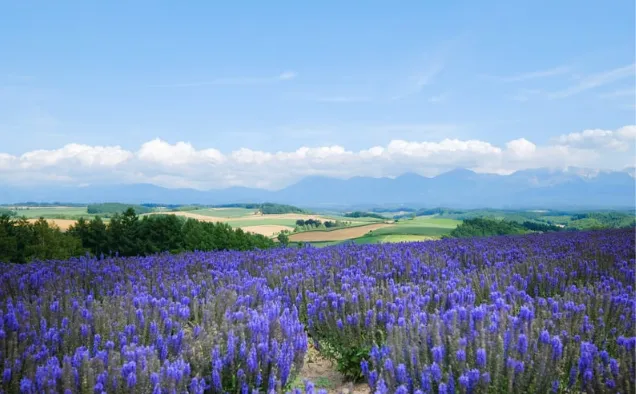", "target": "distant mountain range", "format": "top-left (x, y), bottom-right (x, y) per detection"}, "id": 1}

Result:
top-left (1, 167), bottom-right (634, 209)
